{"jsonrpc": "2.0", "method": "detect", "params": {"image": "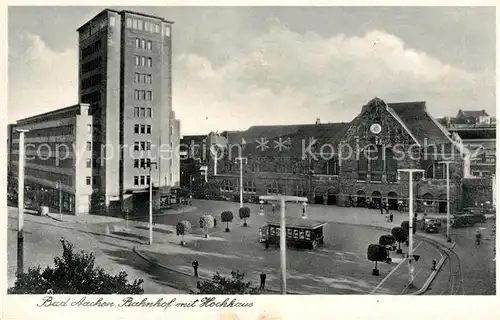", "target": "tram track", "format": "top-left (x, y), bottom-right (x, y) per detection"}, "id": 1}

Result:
top-left (420, 237), bottom-right (464, 295)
